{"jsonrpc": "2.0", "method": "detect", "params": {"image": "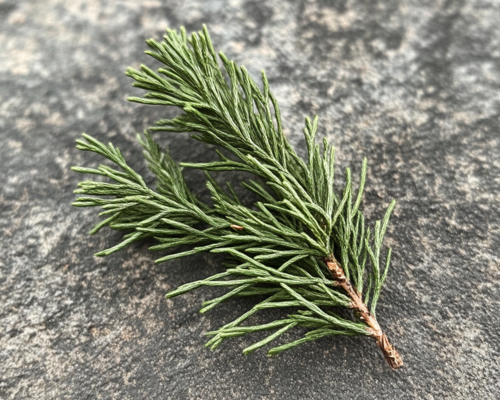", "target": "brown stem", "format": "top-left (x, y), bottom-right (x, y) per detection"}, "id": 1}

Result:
top-left (325, 258), bottom-right (403, 369)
